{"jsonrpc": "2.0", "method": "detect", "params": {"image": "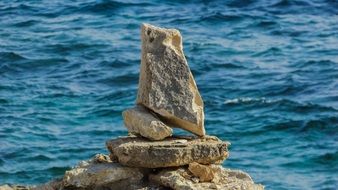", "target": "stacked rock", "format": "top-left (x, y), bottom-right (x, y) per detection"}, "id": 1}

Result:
top-left (123, 23), bottom-right (204, 139)
top-left (0, 24), bottom-right (263, 190)
top-left (109, 23), bottom-right (229, 169)
top-left (102, 24), bottom-right (263, 190)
